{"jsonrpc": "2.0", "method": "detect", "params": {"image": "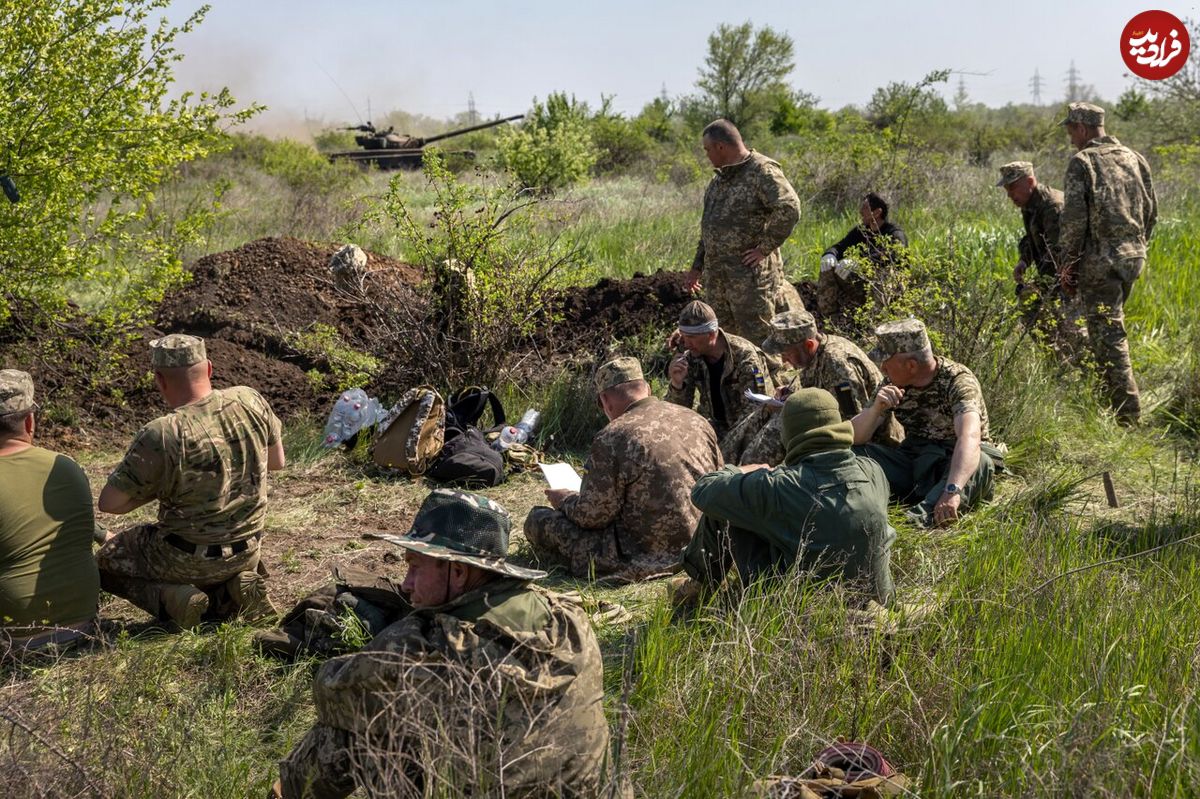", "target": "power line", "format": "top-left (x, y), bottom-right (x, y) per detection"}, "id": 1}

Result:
top-left (467, 92), bottom-right (478, 124)
top-left (1065, 60), bottom-right (1082, 102)
top-left (1029, 68), bottom-right (1043, 105)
